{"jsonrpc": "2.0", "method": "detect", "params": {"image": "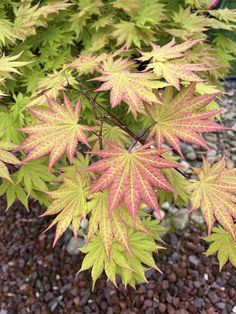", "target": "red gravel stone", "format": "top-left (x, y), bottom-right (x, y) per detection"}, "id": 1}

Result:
top-left (159, 303), bottom-right (166, 312)
top-left (168, 273), bottom-right (177, 283)
top-left (0, 198), bottom-right (235, 313)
